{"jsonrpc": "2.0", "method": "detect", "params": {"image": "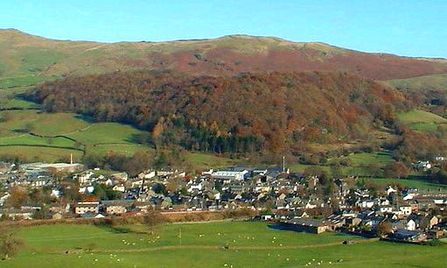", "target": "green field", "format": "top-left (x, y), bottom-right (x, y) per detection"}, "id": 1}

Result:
top-left (398, 110), bottom-right (447, 124)
top-left (0, 109), bottom-right (234, 167)
top-left (387, 74), bottom-right (447, 92)
top-left (1, 221), bottom-right (445, 267)
top-left (0, 76), bottom-right (58, 89)
top-left (397, 109), bottom-right (447, 132)
top-left (290, 151), bottom-right (394, 174)
top-left (346, 151), bottom-right (393, 166)
top-left (367, 177), bottom-right (447, 190)
top-left (0, 146), bottom-right (84, 162)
